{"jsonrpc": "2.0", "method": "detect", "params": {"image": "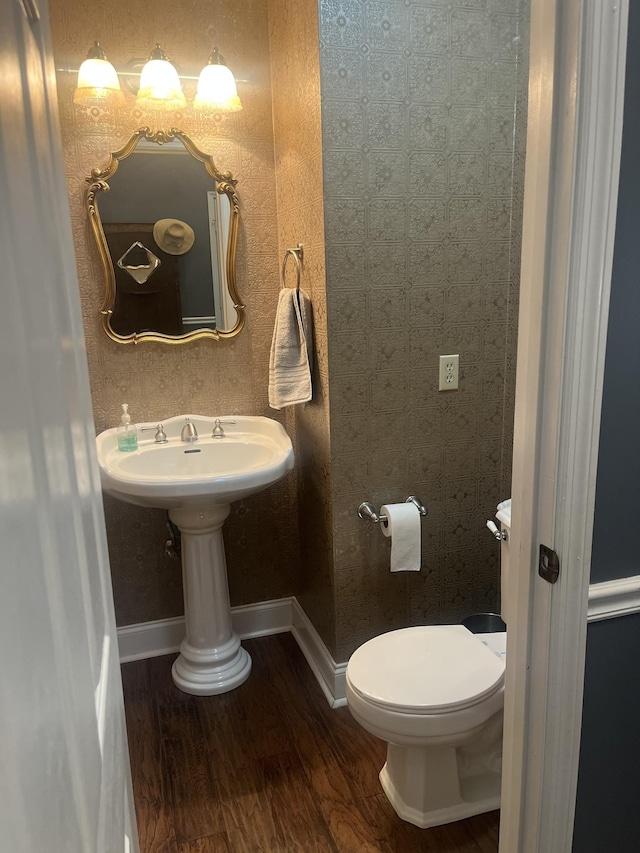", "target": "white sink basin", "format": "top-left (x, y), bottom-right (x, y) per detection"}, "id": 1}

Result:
top-left (96, 414), bottom-right (294, 508)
